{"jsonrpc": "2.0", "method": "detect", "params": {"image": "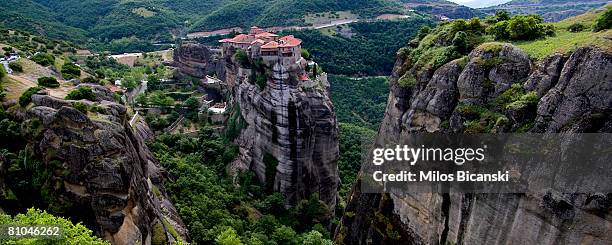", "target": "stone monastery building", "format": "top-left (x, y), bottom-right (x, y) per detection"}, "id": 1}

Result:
top-left (220, 26), bottom-right (302, 65)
